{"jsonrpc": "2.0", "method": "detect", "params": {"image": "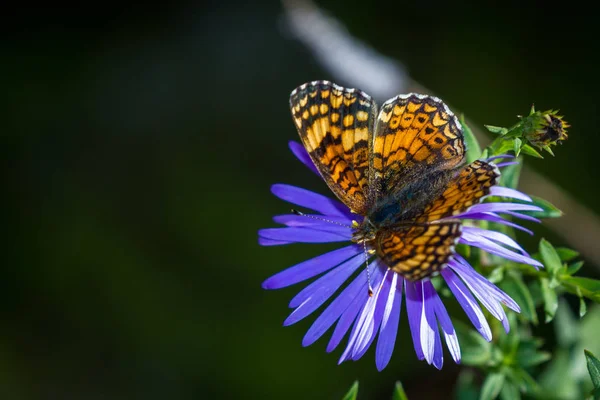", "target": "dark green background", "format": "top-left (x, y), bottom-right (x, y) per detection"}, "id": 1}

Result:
top-left (4, 2), bottom-right (599, 399)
